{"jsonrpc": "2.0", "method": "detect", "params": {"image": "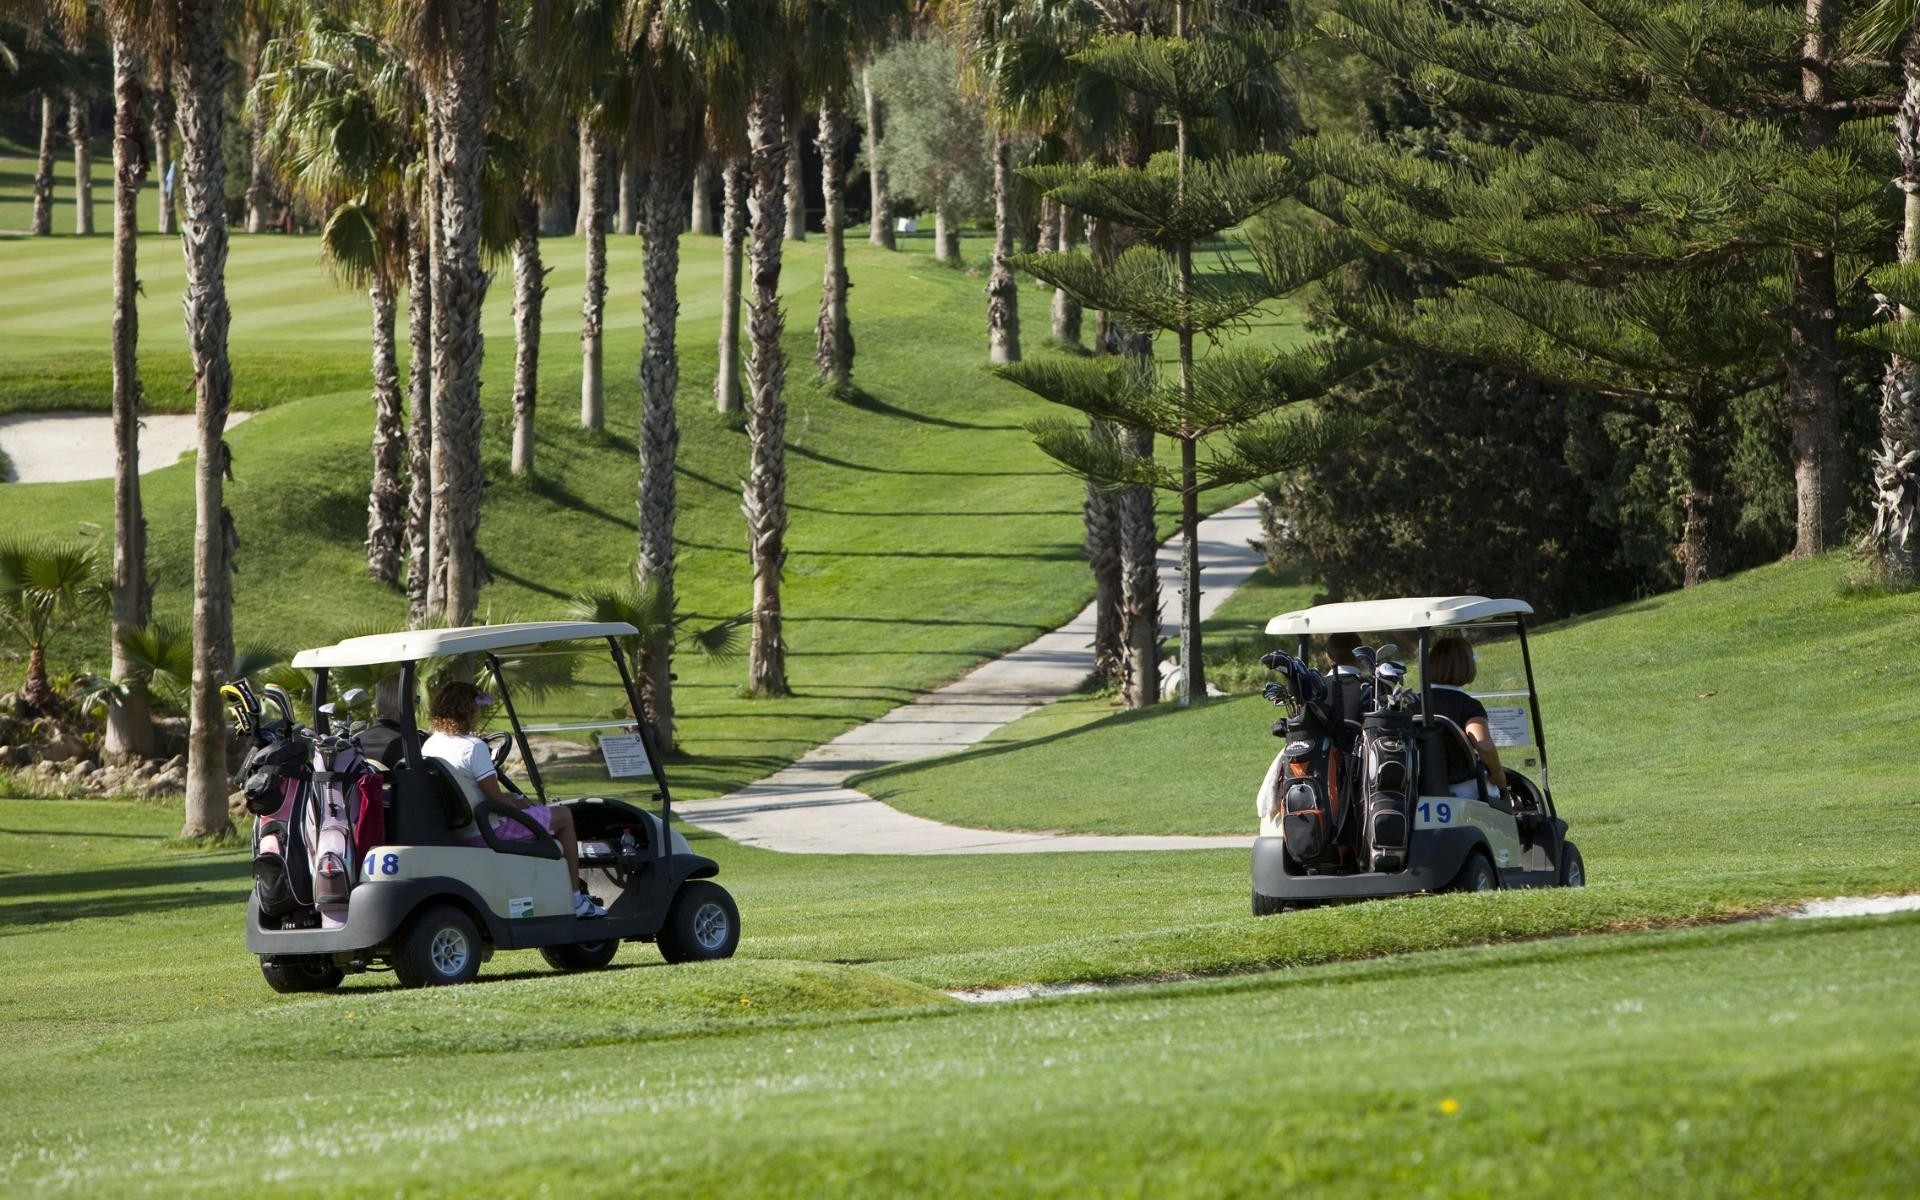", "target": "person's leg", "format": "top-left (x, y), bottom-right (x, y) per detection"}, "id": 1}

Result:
top-left (547, 805), bottom-right (581, 887)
